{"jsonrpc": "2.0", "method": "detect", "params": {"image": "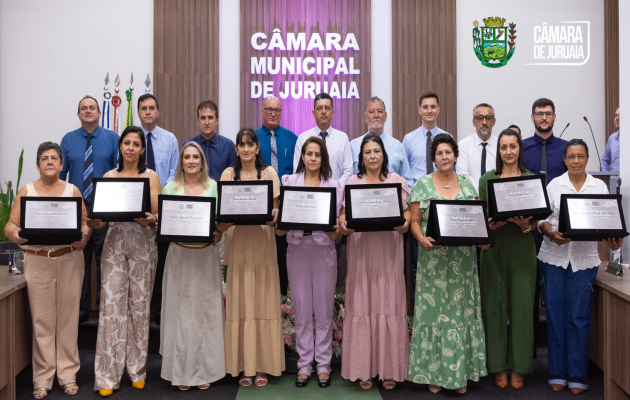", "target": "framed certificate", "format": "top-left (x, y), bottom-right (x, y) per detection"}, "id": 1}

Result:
top-left (276, 187), bottom-right (336, 231)
top-left (88, 178), bottom-right (151, 221)
top-left (559, 194), bottom-right (629, 241)
top-left (156, 195), bottom-right (216, 243)
top-left (19, 197), bottom-right (82, 245)
top-left (216, 181), bottom-right (273, 225)
top-left (487, 174), bottom-right (552, 222)
top-left (345, 183), bottom-right (405, 232)
top-left (426, 200), bottom-right (493, 246)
